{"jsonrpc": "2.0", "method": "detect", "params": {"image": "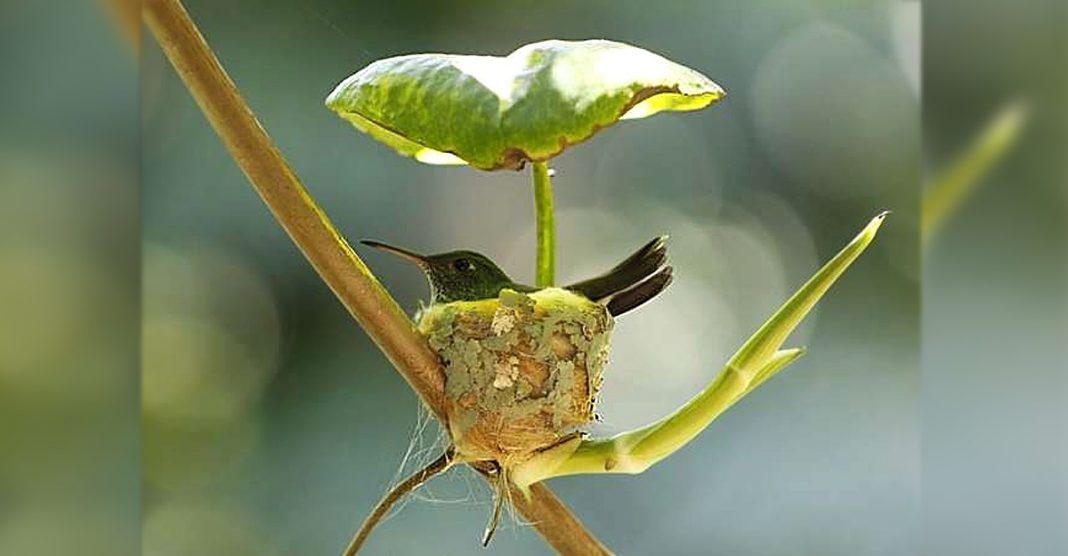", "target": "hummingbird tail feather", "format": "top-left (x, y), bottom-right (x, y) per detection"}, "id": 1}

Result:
top-left (605, 265), bottom-right (674, 317)
top-left (566, 236), bottom-right (669, 303)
